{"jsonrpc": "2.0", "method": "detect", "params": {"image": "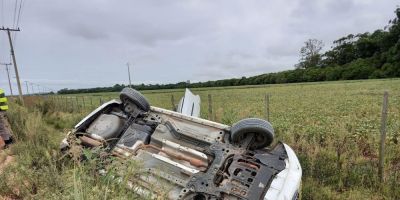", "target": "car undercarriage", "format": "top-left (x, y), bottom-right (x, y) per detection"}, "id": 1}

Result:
top-left (61, 88), bottom-right (301, 200)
